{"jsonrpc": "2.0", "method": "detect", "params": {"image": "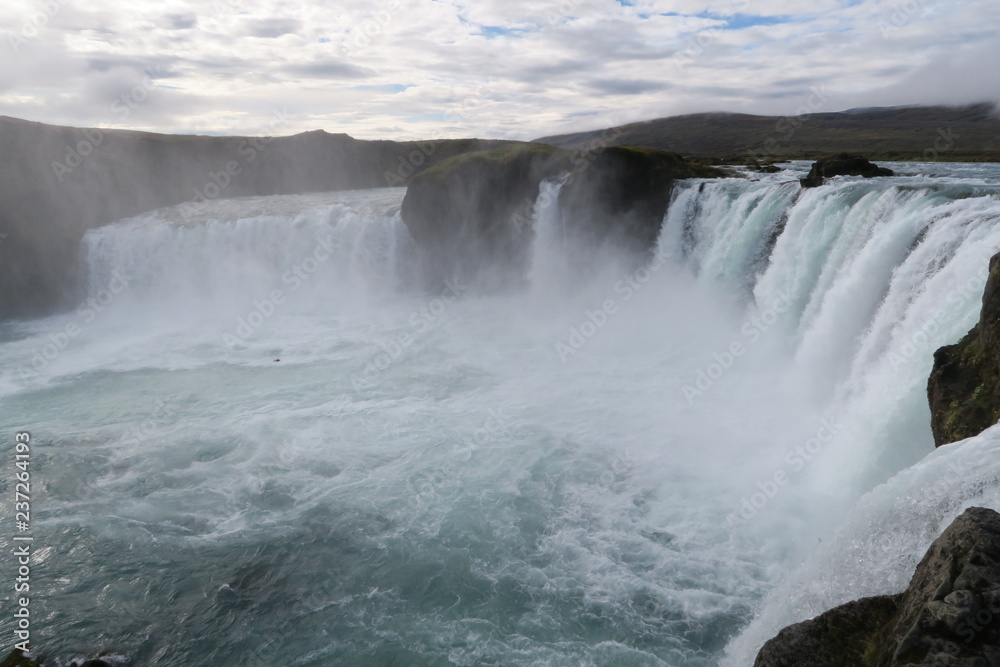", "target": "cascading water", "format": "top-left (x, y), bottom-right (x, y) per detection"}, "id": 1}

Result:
top-left (2, 164), bottom-right (1000, 666)
top-left (82, 189), bottom-right (417, 316)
